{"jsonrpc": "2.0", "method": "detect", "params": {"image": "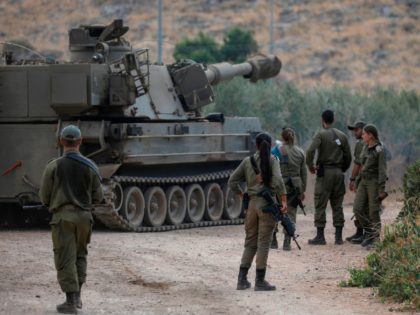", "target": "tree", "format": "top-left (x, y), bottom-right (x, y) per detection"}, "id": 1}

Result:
top-left (173, 32), bottom-right (220, 63)
top-left (220, 27), bottom-right (258, 63)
